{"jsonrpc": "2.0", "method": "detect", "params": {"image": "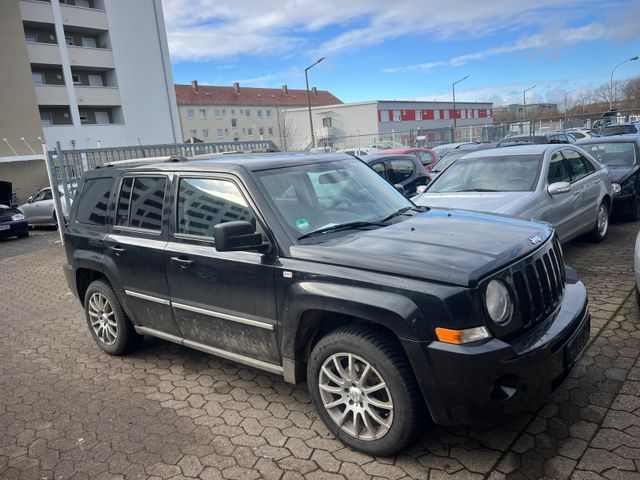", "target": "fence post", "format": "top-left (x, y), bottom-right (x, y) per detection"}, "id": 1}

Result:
top-left (42, 143), bottom-right (66, 245)
top-left (56, 142), bottom-right (73, 215)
